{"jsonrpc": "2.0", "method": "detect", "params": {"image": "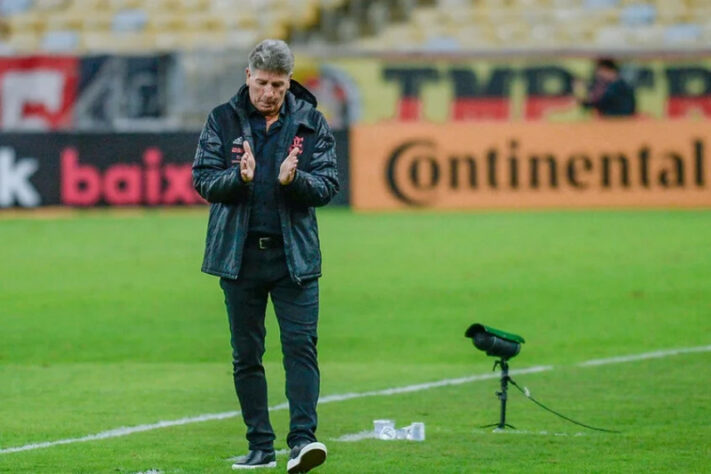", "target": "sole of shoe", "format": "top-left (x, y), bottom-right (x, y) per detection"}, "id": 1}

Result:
top-left (231, 460), bottom-right (277, 470)
top-left (286, 442), bottom-right (327, 473)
